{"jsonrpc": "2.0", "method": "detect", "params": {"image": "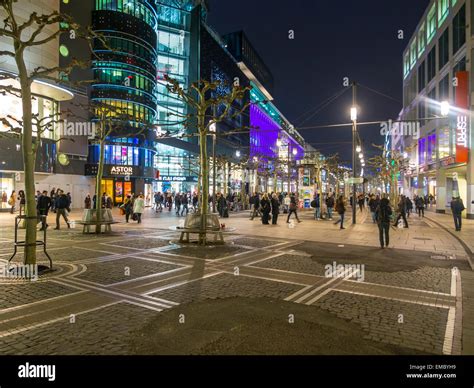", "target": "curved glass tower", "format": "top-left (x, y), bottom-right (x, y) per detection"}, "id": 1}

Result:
top-left (90, 0), bottom-right (159, 203)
